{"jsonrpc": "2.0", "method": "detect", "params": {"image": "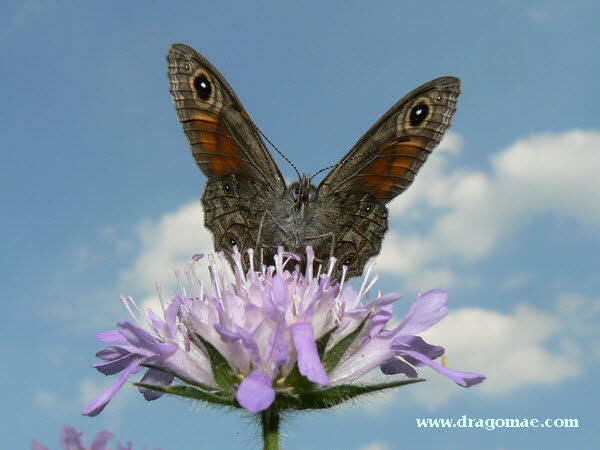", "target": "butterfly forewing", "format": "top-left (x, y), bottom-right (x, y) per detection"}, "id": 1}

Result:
top-left (315, 76), bottom-right (460, 277)
top-left (318, 76), bottom-right (460, 202)
top-left (167, 43), bottom-right (285, 193)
